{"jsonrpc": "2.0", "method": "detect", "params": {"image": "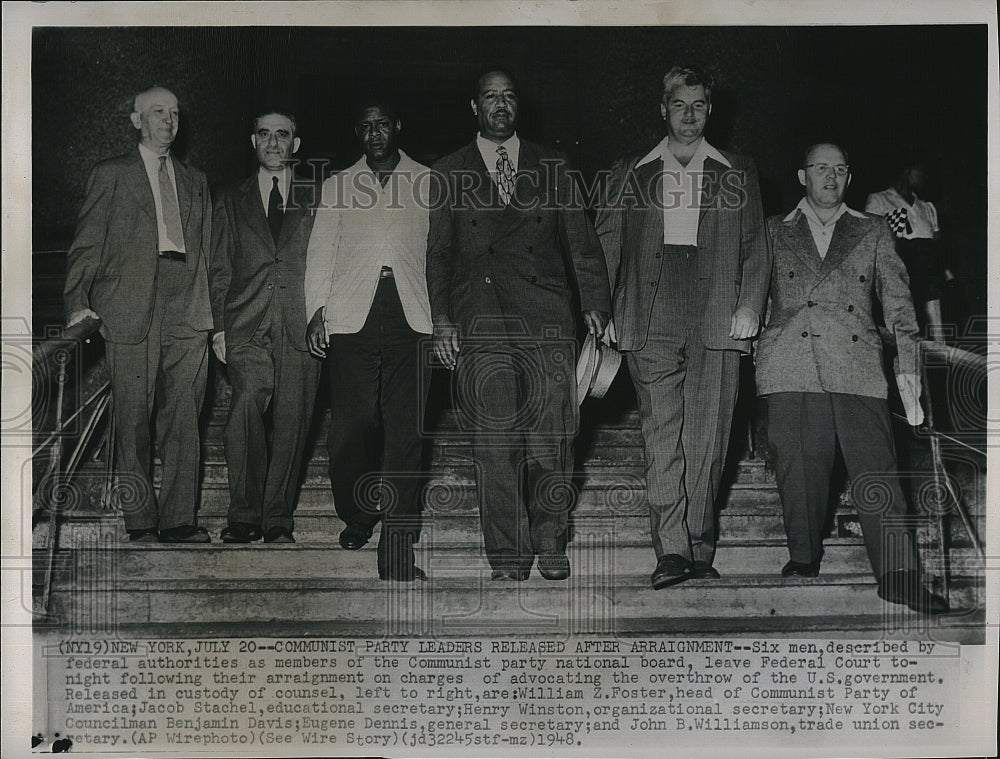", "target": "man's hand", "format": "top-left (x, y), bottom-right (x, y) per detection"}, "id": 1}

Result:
top-left (583, 310), bottom-right (611, 340)
top-left (67, 308), bottom-right (100, 328)
top-left (433, 319), bottom-right (460, 370)
top-left (605, 318), bottom-right (618, 345)
top-left (729, 306), bottom-right (760, 340)
top-left (212, 332), bottom-right (227, 364)
top-left (306, 309), bottom-right (328, 359)
top-left (896, 373), bottom-right (925, 426)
